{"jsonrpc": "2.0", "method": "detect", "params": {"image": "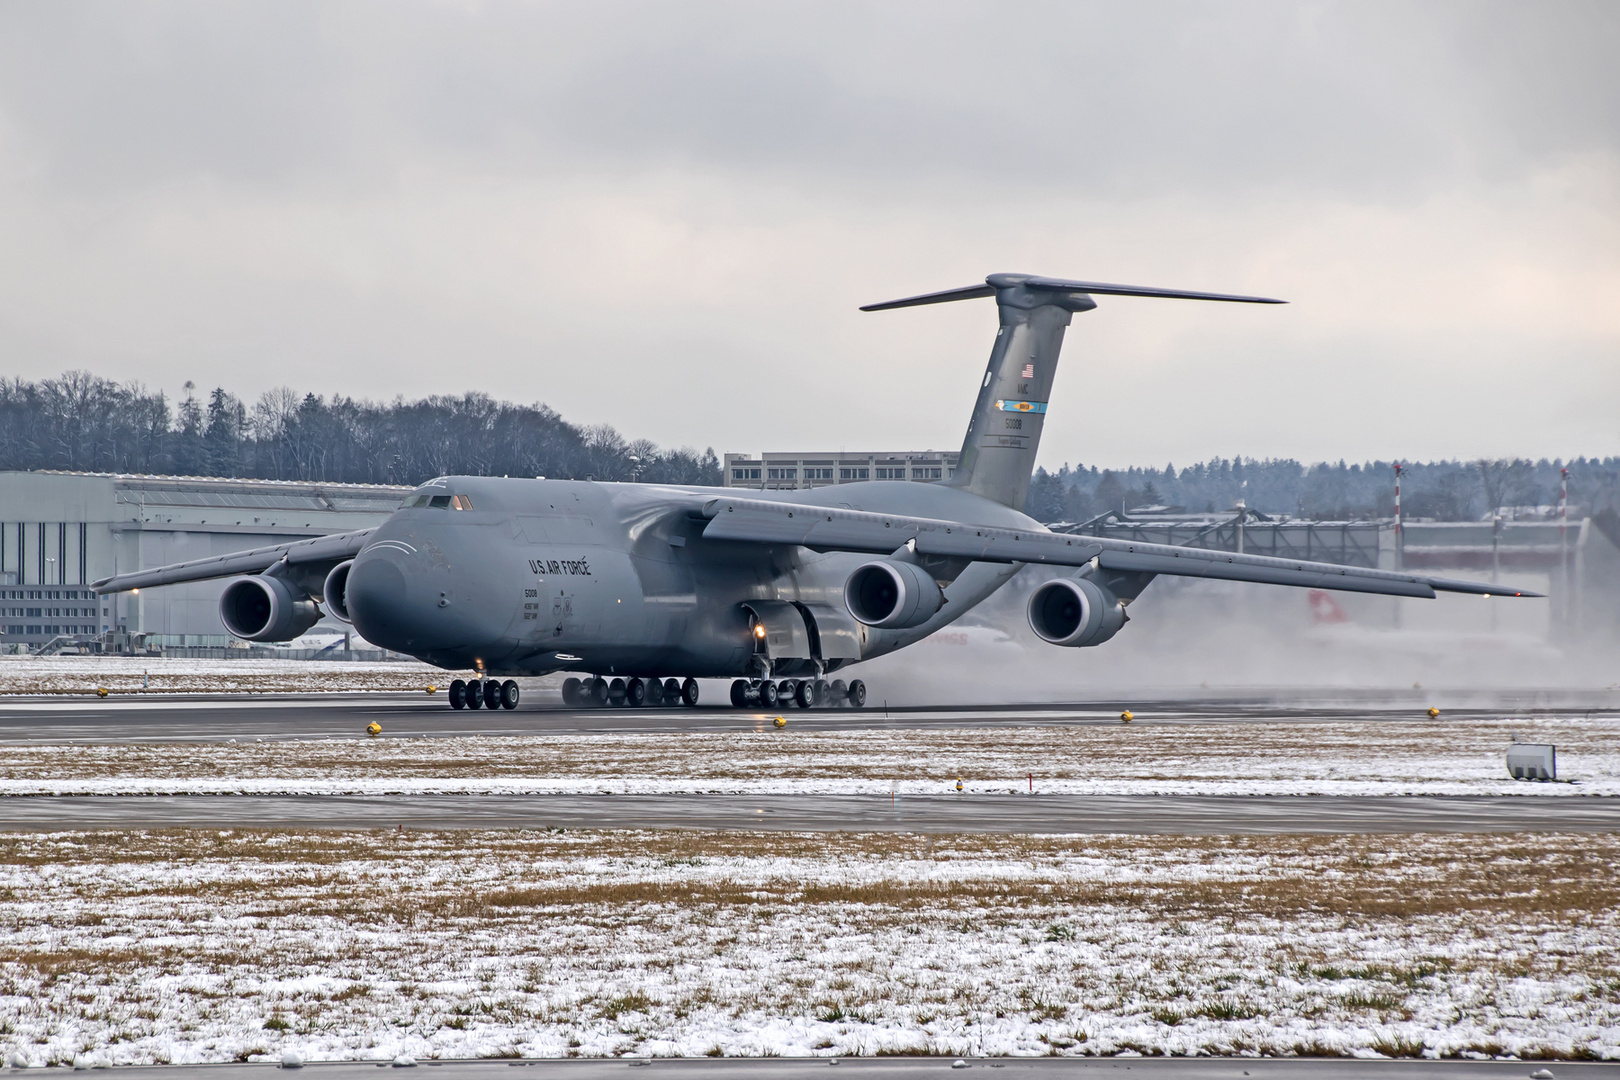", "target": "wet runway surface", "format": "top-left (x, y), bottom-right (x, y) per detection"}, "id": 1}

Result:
top-left (4, 792), bottom-right (1617, 834)
top-left (54, 1058), bottom-right (1620, 1079)
top-left (1, 691), bottom-right (1614, 744)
